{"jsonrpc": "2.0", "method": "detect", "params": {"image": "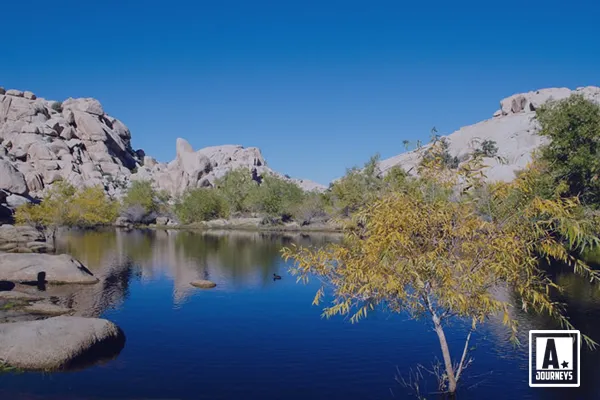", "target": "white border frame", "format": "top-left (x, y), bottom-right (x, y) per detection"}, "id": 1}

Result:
top-left (529, 330), bottom-right (581, 387)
